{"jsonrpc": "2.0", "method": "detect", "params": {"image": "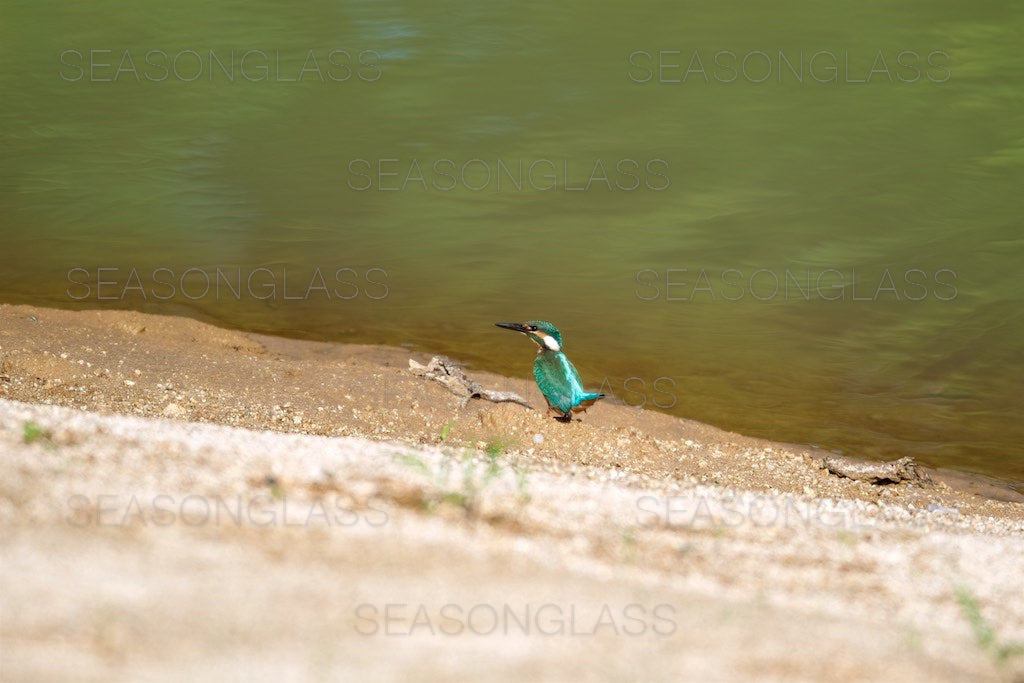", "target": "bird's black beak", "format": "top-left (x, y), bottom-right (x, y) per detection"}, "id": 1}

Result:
top-left (495, 322), bottom-right (528, 333)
